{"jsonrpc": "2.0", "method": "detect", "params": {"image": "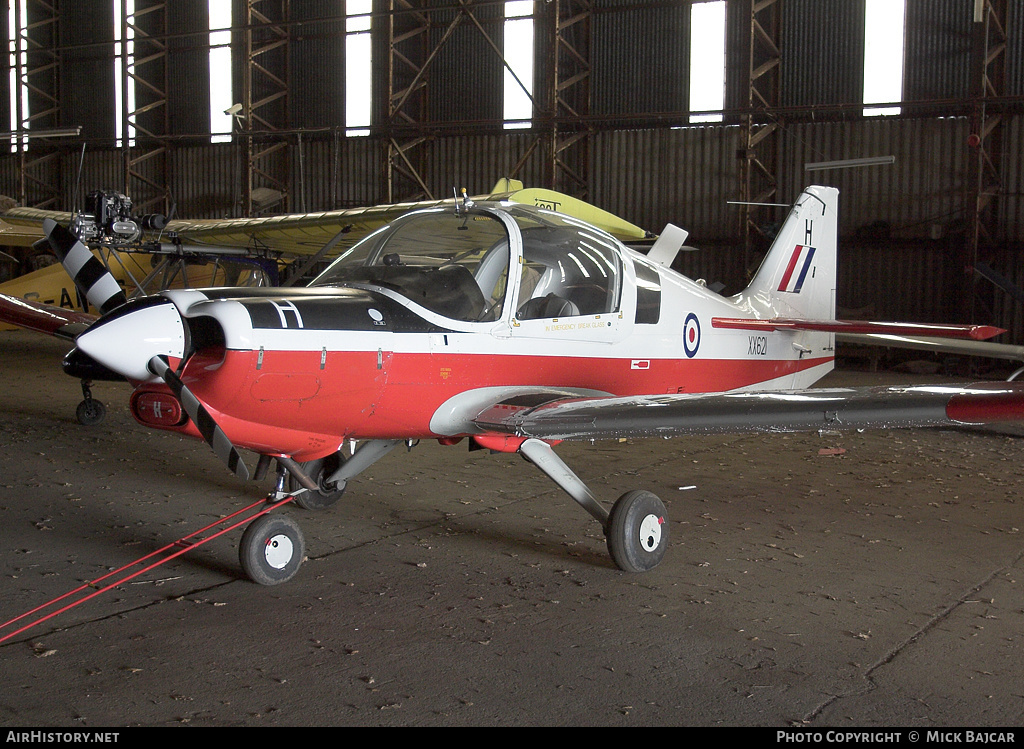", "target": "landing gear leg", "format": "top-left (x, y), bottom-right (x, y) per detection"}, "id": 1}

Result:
top-left (518, 438), bottom-right (668, 572)
top-left (236, 446), bottom-right (401, 585)
top-left (324, 439), bottom-right (400, 489)
top-left (236, 460), bottom-right (312, 585)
